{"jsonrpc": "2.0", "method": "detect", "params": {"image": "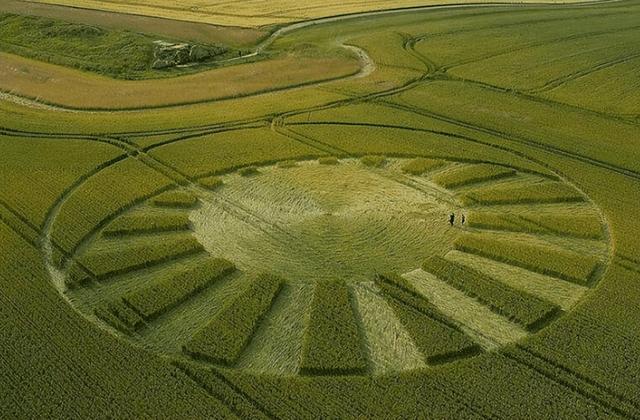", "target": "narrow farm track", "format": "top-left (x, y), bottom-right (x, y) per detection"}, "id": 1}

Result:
top-left (439, 23), bottom-right (640, 71)
top-left (527, 50), bottom-right (640, 93)
top-left (504, 348), bottom-right (640, 418)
